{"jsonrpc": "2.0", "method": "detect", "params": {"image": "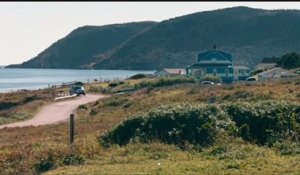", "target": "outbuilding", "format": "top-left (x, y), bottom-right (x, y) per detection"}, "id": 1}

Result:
top-left (257, 67), bottom-right (297, 81)
top-left (155, 68), bottom-right (186, 77)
